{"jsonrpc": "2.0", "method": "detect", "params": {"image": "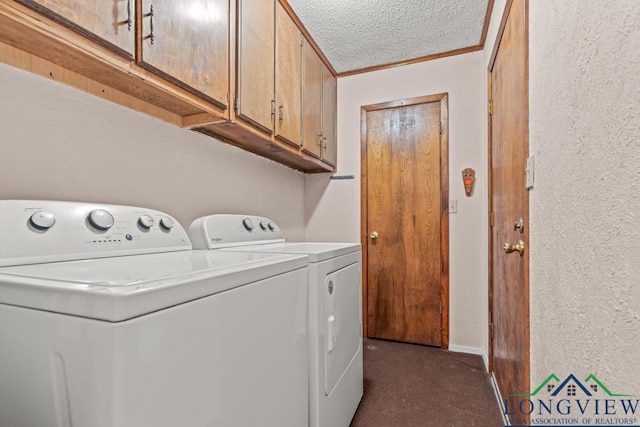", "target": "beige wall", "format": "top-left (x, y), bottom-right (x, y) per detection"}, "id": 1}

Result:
top-left (527, 0), bottom-right (640, 393)
top-left (305, 52), bottom-right (488, 353)
top-left (0, 63), bottom-right (306, 239)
